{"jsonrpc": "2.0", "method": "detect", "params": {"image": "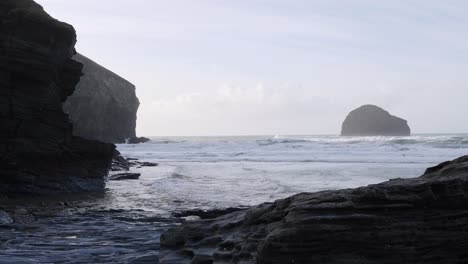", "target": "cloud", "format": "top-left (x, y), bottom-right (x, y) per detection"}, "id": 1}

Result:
top-left (137, 83), bottom-right (342, 136)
